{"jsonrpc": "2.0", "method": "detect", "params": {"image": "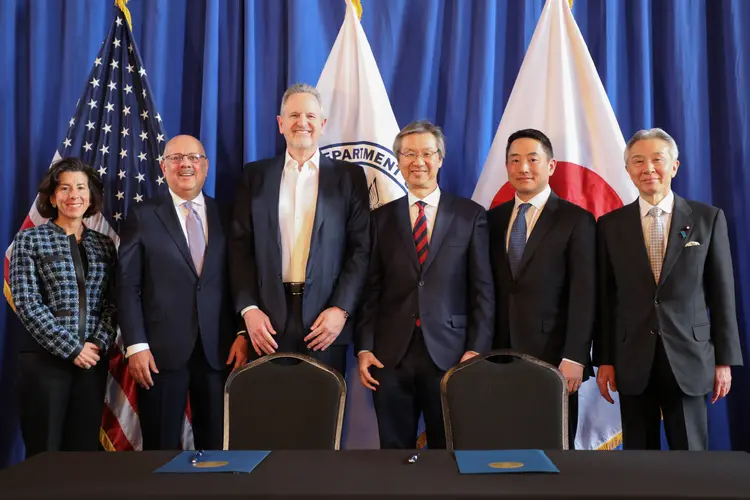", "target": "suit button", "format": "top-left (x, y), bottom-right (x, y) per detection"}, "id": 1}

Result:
top-left (650, 329), bottom-right (657, 335)
top-left (654, 299), bottom-right (660, 305)
top-left (410, 313), bottom-right (416, 318)
top-left (197, 285), bottom-right (201, 291)
top-left (418, 281), bottom-right (424, 287)
top-left (278, 273), bottom-right (282, 279)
